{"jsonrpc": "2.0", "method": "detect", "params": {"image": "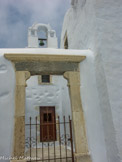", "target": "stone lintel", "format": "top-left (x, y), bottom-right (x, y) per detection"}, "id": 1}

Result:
top-left (15, 61), bottom-right (79, 75)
